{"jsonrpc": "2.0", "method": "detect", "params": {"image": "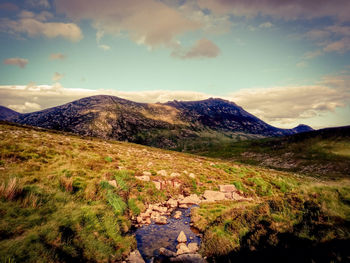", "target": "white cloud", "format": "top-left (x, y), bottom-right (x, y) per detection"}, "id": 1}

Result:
top-left (26, 0), bottom-right (50, 9)
top-left (55, 0), bottom-right (199, 50)
top-left (0, 12), bottom-right (83, 42)
top-left (49, 53), bottom-right (65, 60)
top-left (3, 57), bottom-right (28, 68)
top-left (259, 22), bottom-right (273, 28)
top-left (171, 38), bottom-right (220, 59)
top-left (228, 75), bottom-right (350, 126)
top-left (8, 102), bottom-right (41, 113)
top-left (98, 44), bottom-right (110, 51)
